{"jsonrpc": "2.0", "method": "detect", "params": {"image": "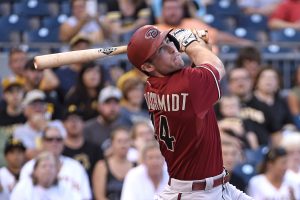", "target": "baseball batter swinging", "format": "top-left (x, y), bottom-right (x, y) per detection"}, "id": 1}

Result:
top-left (127, 25), bottom-right (253, 199)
